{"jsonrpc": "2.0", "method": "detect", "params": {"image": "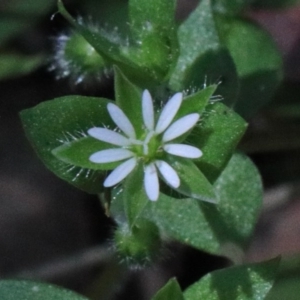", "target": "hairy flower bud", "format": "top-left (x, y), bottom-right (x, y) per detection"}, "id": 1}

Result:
top-left (114, 220), bottom-right (162, 268)
top-left (50, 31), bottom-right (109, 85)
